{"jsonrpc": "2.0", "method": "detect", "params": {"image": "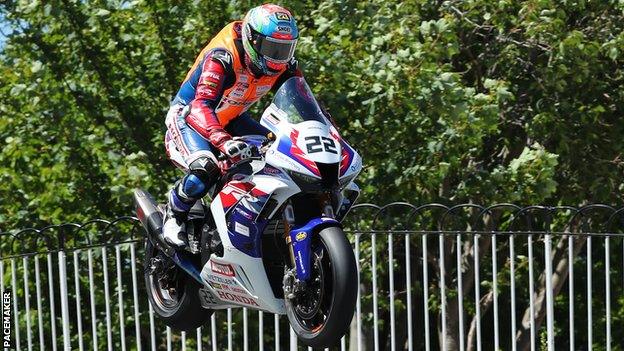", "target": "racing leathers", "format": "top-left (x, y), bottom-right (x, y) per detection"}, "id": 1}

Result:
top-left (163, 21), bottom-right (302, 247)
